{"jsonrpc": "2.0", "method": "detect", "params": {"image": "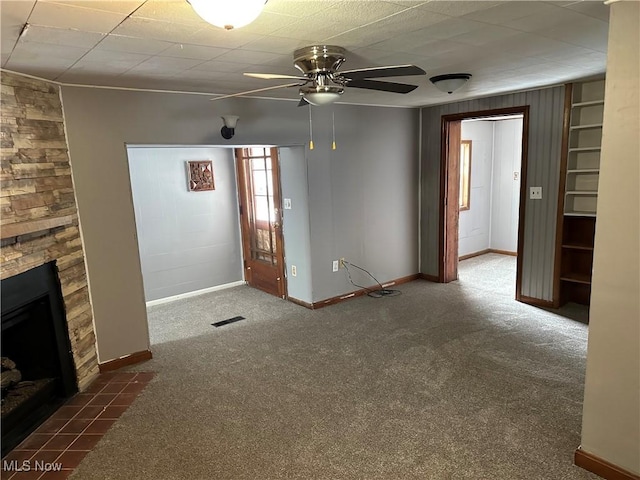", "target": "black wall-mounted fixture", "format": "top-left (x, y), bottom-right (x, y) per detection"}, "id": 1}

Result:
top-left (221, 115), bottom-right (239, 139)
